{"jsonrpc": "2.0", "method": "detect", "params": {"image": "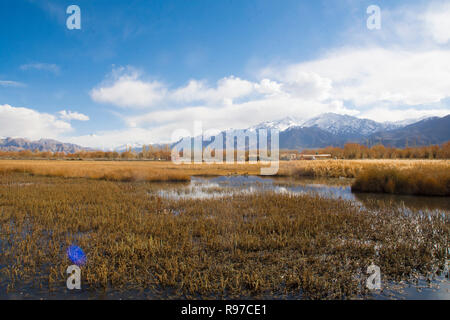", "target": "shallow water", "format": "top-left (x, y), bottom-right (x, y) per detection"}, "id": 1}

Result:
top-left (158, 175), bottom-right (450, 213)
top-left (156, 175), bottom-right (450, 300)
